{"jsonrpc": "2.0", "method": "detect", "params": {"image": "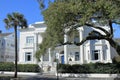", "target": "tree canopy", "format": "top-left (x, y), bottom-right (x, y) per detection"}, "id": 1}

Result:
top-left (4, 12), bottom-right (27, 29)
top-left (36, 0), bottom-right (120, 60)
